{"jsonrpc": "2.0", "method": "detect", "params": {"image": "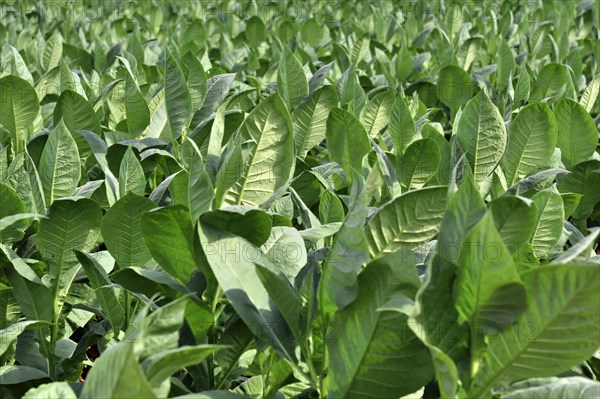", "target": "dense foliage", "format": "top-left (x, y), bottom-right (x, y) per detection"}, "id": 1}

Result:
top-left (1, 0), bottom-right (599, 398)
